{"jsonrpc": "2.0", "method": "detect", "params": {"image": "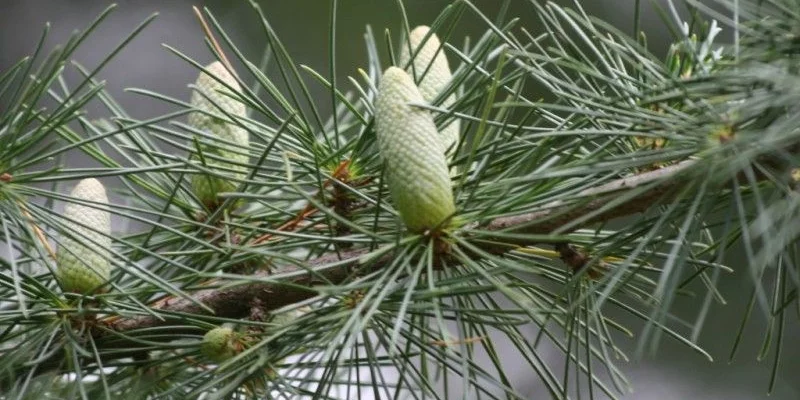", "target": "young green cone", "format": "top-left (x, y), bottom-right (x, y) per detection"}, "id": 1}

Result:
top-left (375, 67), bottom-right (456, 233)
top-left (399, 26), bottom-right (459, 154)
top-left (201, 327), bottom-right (237, 362)
top-left (188, 61), bottom-right (249, 208)
top-left (56, 178), bottom-right (112, 294)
